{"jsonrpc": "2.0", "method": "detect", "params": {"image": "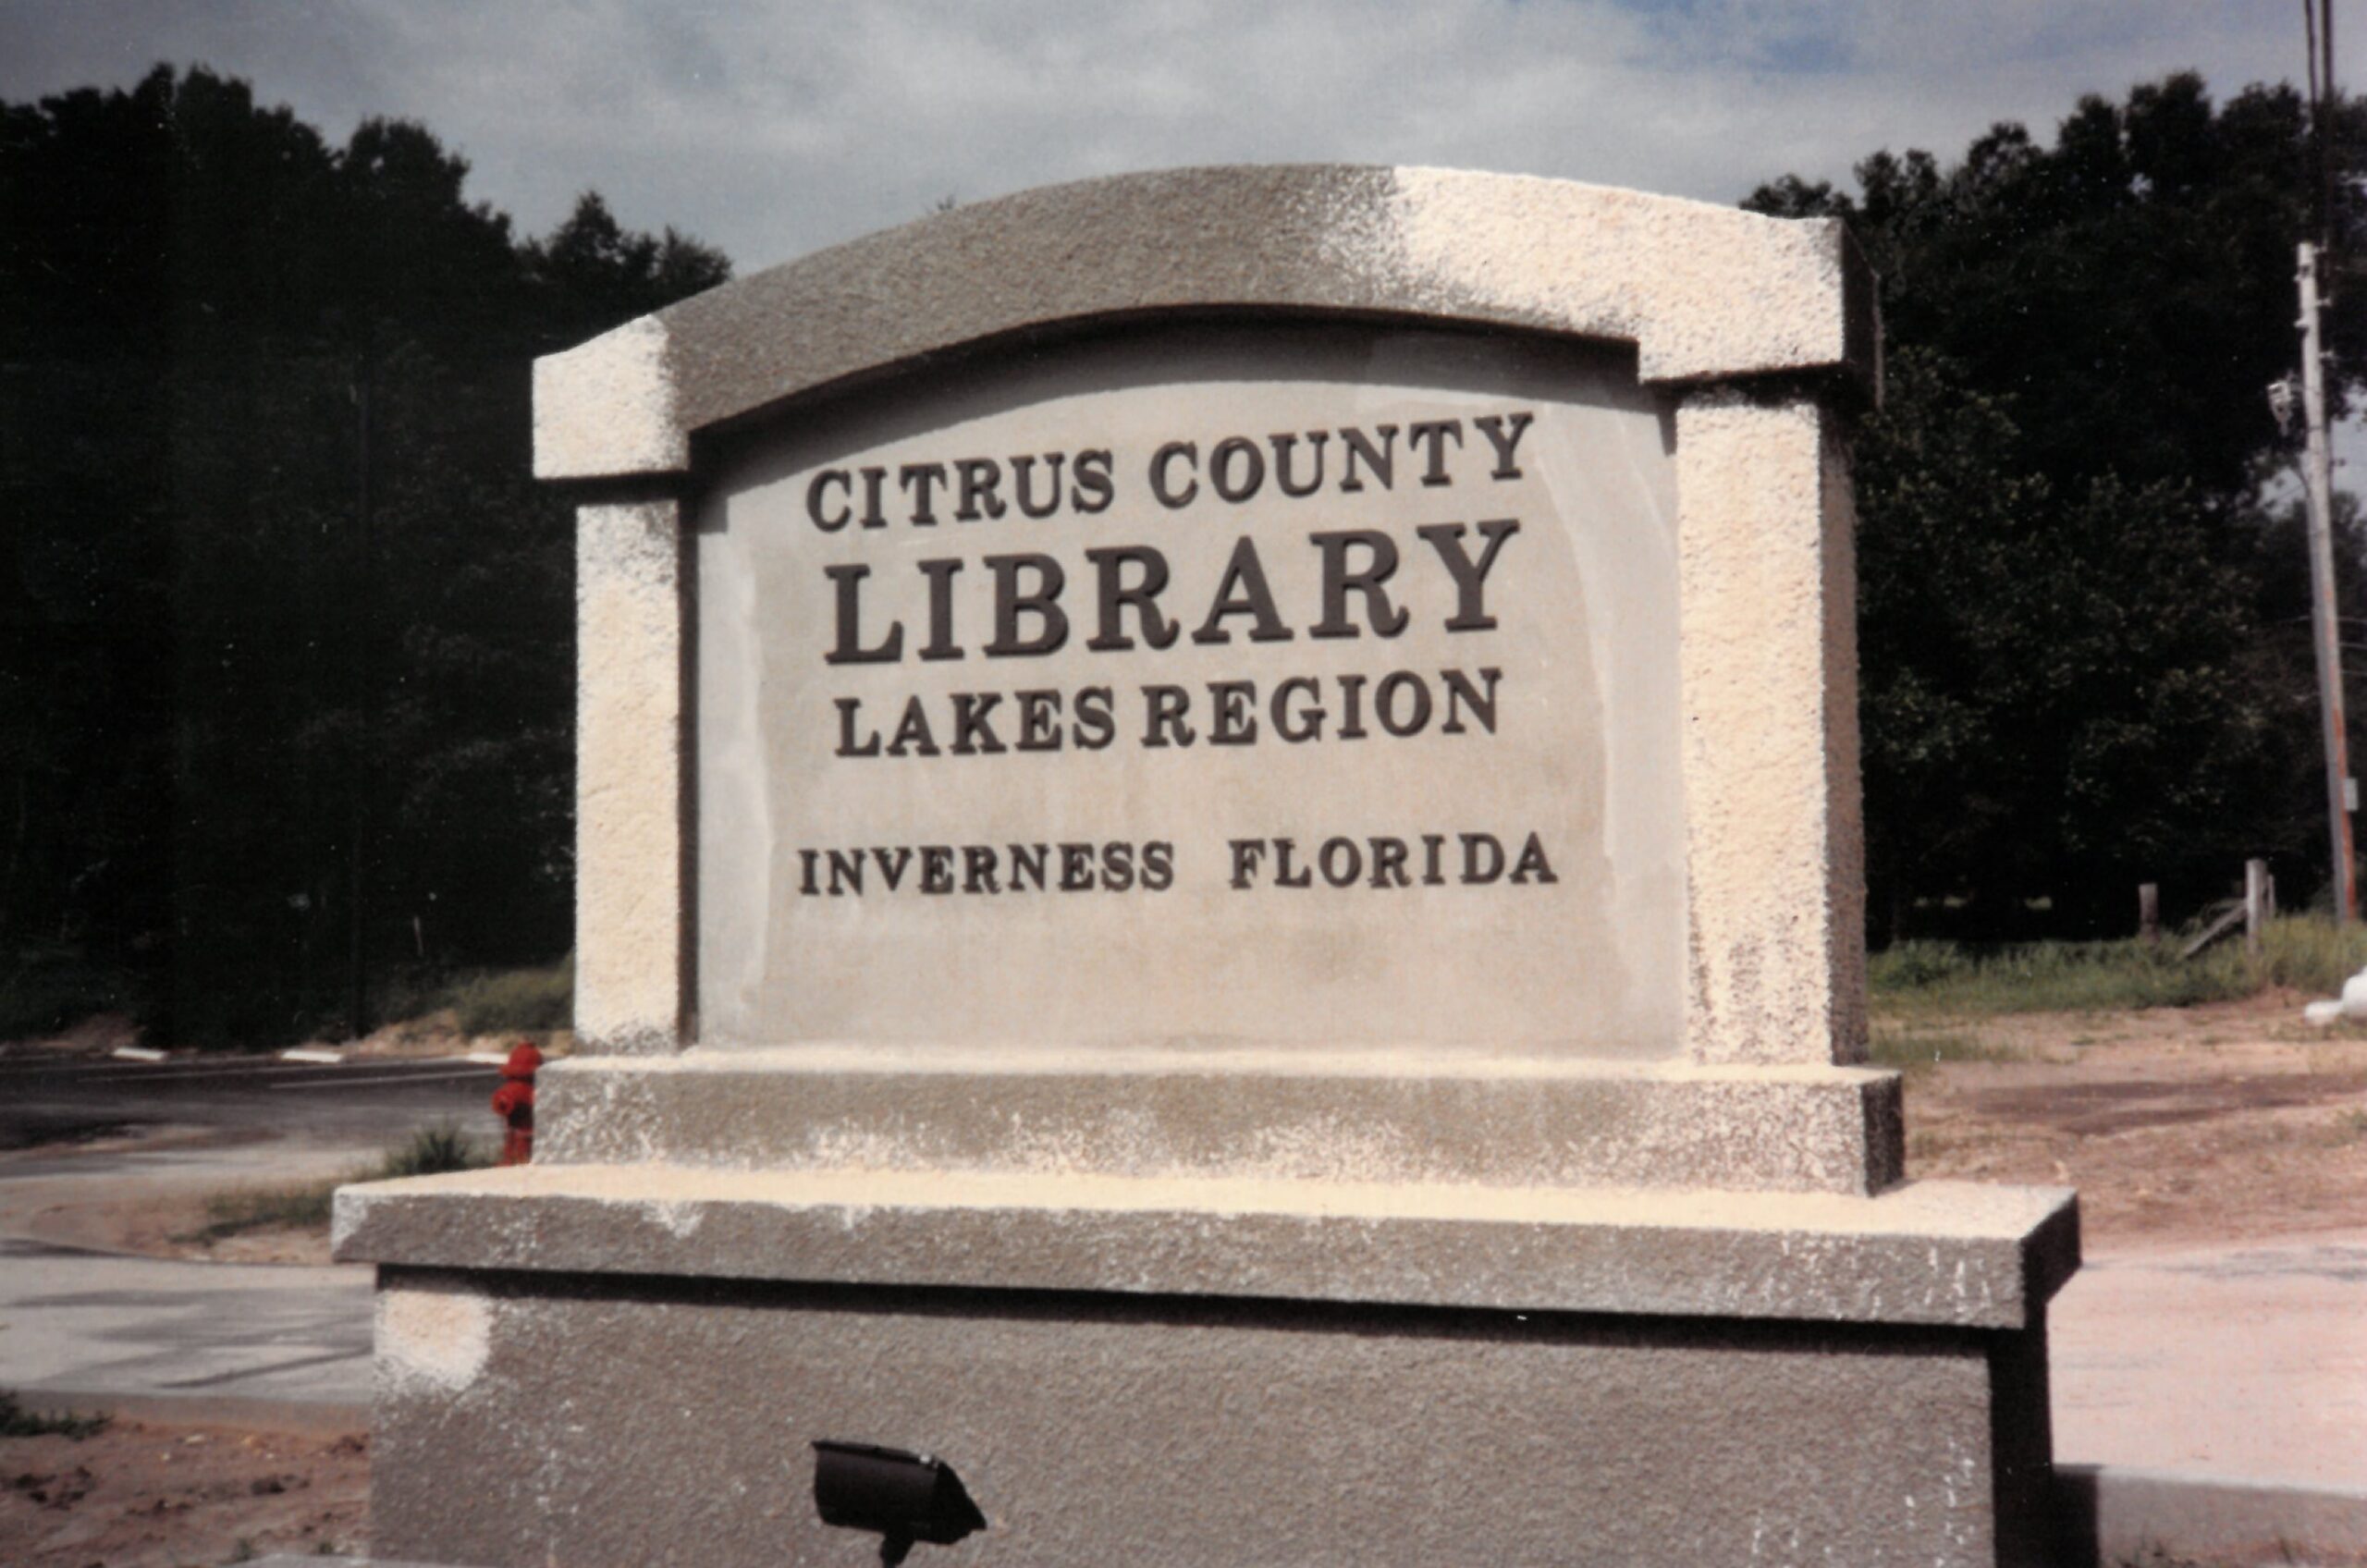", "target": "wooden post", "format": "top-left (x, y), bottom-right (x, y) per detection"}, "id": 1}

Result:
top-left (2245, 859), bottom-right (2271, 953)
top-left (2139, 883), bottom-right (2161, 945)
